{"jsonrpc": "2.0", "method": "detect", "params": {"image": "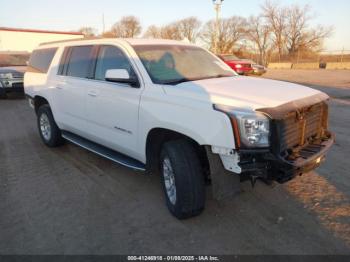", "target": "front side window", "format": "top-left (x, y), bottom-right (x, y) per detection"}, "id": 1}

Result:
top-left (66, 46), bottom-right (94, 78)
top-left (95, 46), bottom-right (136, 81)
top-left (28, 48), bottom-right (57, 73)
top-left (132, 45), bottom-right (236, 85)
